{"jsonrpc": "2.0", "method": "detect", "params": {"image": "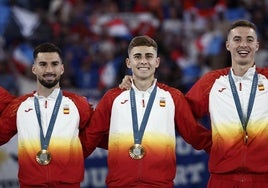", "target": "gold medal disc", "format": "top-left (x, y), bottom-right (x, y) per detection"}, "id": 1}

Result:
top-left (36, 150), bottom-right (51, 165)
top-left (129, 144), bottom-right (145, 160)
